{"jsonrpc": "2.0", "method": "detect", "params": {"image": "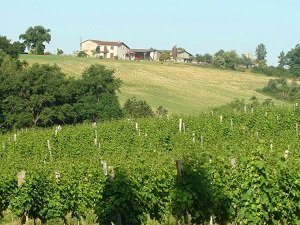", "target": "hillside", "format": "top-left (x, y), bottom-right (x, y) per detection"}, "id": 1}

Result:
top-left (20, 54), bottom-right (282, 114)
